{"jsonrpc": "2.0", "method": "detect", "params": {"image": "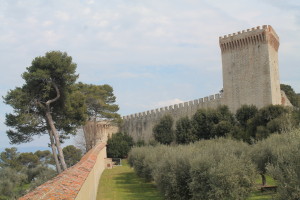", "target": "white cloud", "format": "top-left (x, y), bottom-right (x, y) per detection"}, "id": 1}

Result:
top-left (42, 30), bottom-right (63, 45)
top-left (83, 7), bottom-right (91, 15)
top-left (87, 0), bottom-right (95, 5)
top-left (55, 11), bottom-right (71, 21)
top-left (42, 20), bottom-right (53, 27)
top-left (1, 0), bottom-right (300, 149)
top-left (26, 17), bottom-right (38, 25)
